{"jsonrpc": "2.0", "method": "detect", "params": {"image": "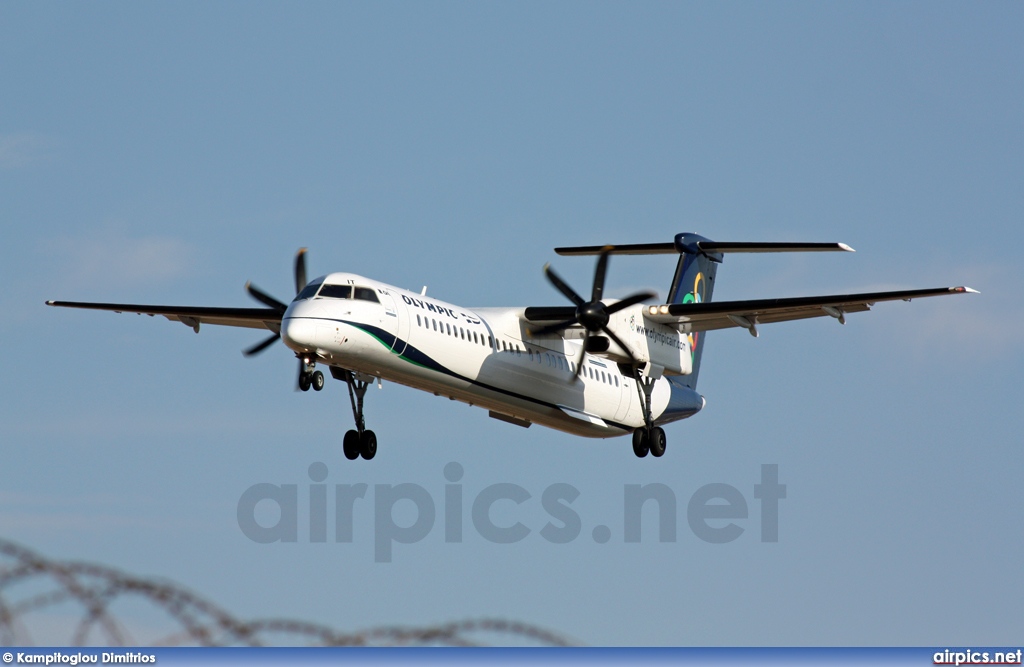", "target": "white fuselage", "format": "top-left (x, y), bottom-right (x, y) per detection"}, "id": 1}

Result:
top-left (280, 273), bottom-right (704, 438)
